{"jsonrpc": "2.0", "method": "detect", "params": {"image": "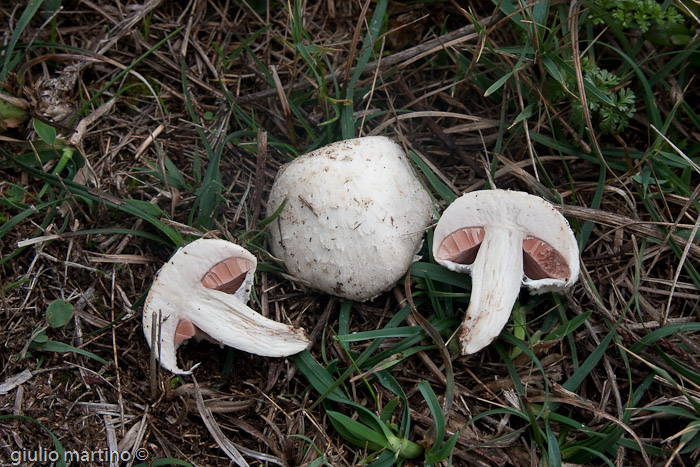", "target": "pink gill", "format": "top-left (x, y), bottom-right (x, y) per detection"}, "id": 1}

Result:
top-left (437, 229), bottom-right (570, 281)
top-left (436, 227), bottom-right (485, 264)
top-left (201, 257), bottom-right (253, 294)
top-left (522, 237), bottom-right (570, 281)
